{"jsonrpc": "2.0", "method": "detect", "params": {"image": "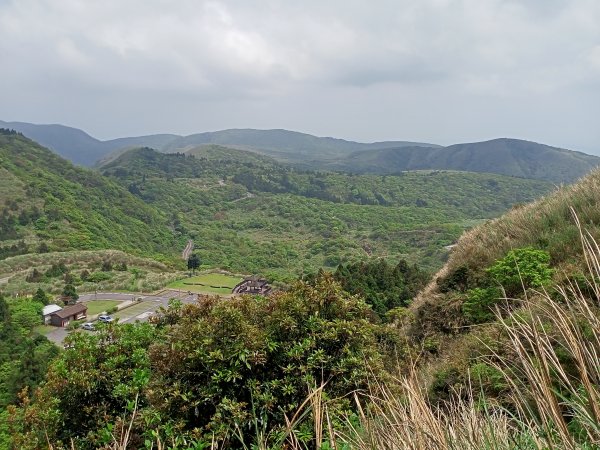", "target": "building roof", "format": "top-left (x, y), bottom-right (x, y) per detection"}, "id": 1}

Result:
top-left (42, 304), bottom-right (62, 316)
top-left (51, 303), bottom-right (87, 319)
